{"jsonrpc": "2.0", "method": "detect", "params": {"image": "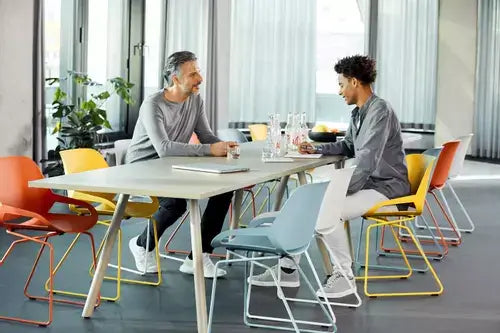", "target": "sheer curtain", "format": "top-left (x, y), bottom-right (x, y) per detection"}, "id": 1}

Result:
top-left (376, 0), bottom-right (438, 130)
top-left (164, 0), bottom-right (208, 101)
top-left (228, 0), bottom-right (316, 125)
top-left (86, 0), bottom-right (127, 132)
top-left (474, 0), bottom-right (500, 159)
